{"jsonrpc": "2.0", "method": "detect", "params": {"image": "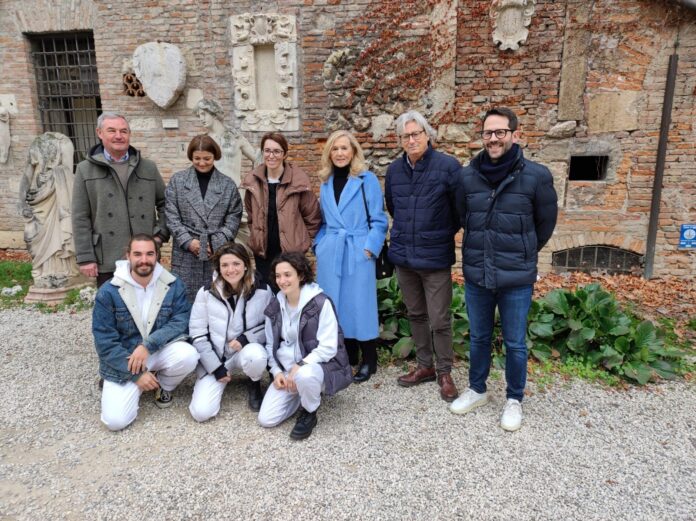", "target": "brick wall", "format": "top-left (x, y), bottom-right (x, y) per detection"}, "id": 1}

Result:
top-left (0, 0), bottom-right (694, 278)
